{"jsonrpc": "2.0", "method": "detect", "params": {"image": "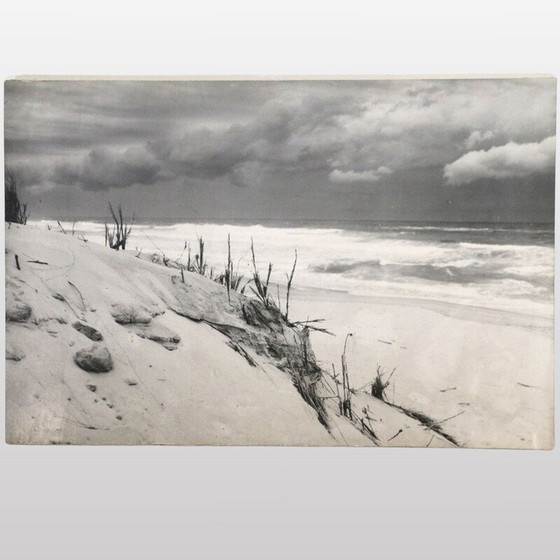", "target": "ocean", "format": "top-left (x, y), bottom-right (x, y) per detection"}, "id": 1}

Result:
top-left (36, 219), bottom-right (554, 318)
